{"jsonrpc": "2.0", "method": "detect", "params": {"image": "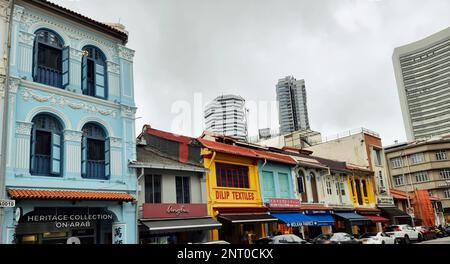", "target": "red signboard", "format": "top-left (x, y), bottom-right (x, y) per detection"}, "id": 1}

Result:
top-left (268, 198), bottom-right (301, 209)
top-left (142, 203), bottom-right (208, 219)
